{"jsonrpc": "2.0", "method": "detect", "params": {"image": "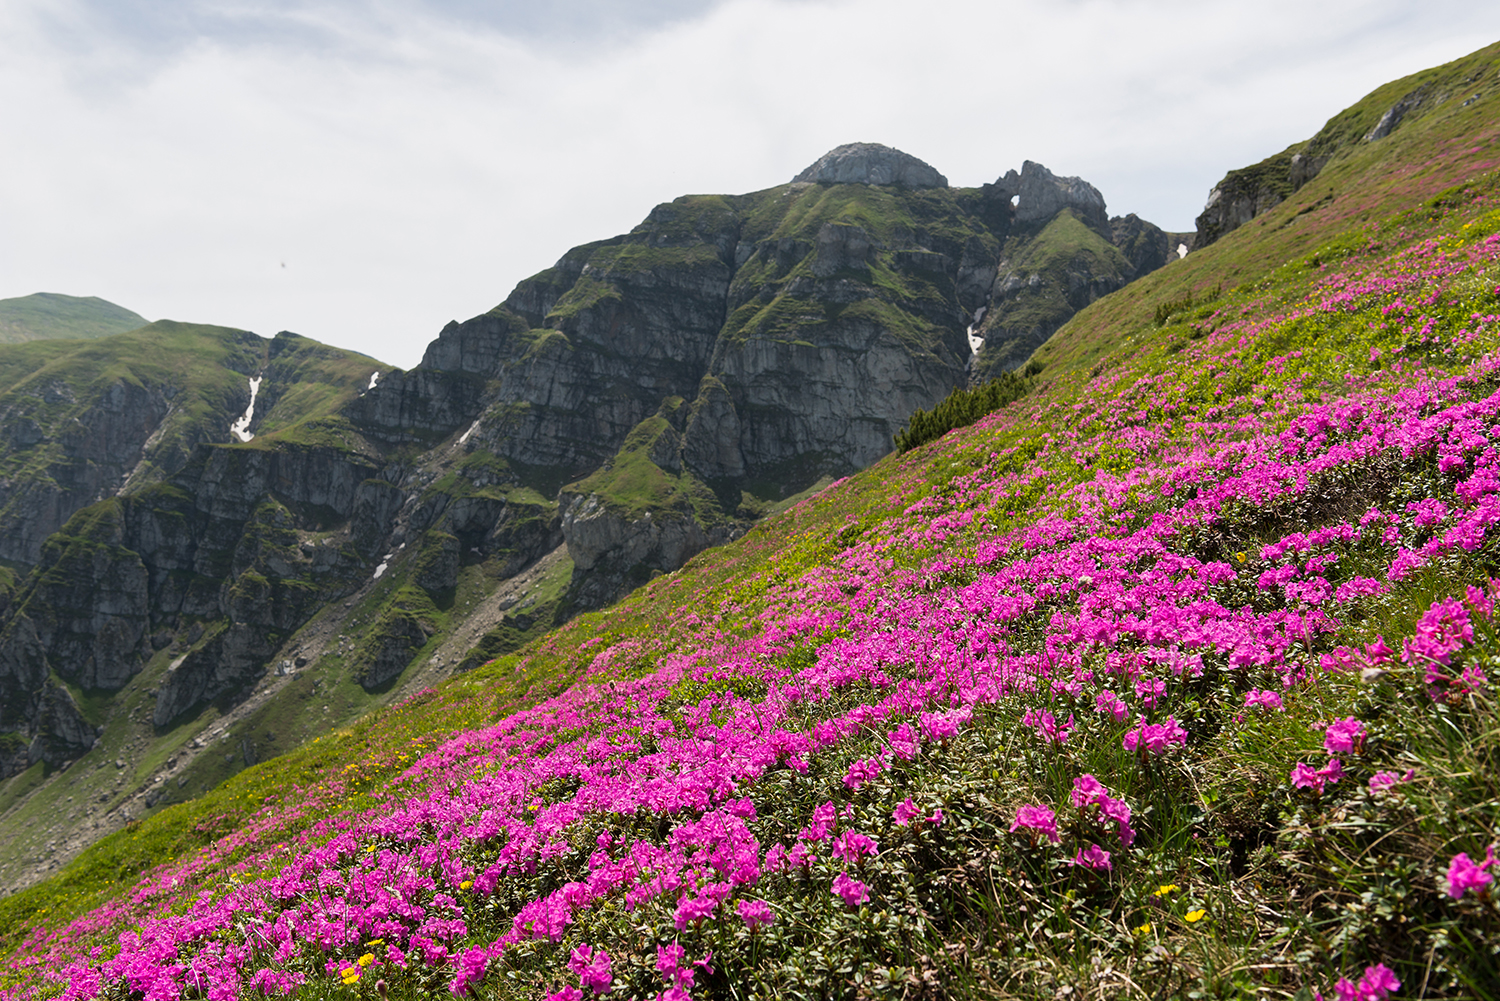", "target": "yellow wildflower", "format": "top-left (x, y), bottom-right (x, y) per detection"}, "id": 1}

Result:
top-left (358, 953), bottom-right (376, 967)
top-left (1185, 909), bottom-right (1208, 923)
top-left (460, 879), bottom-right (474, 890)
top-left (1152, 884), bottom-right (1179, 897)
top-left (1134, 922), bottom-right (1152, 935)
